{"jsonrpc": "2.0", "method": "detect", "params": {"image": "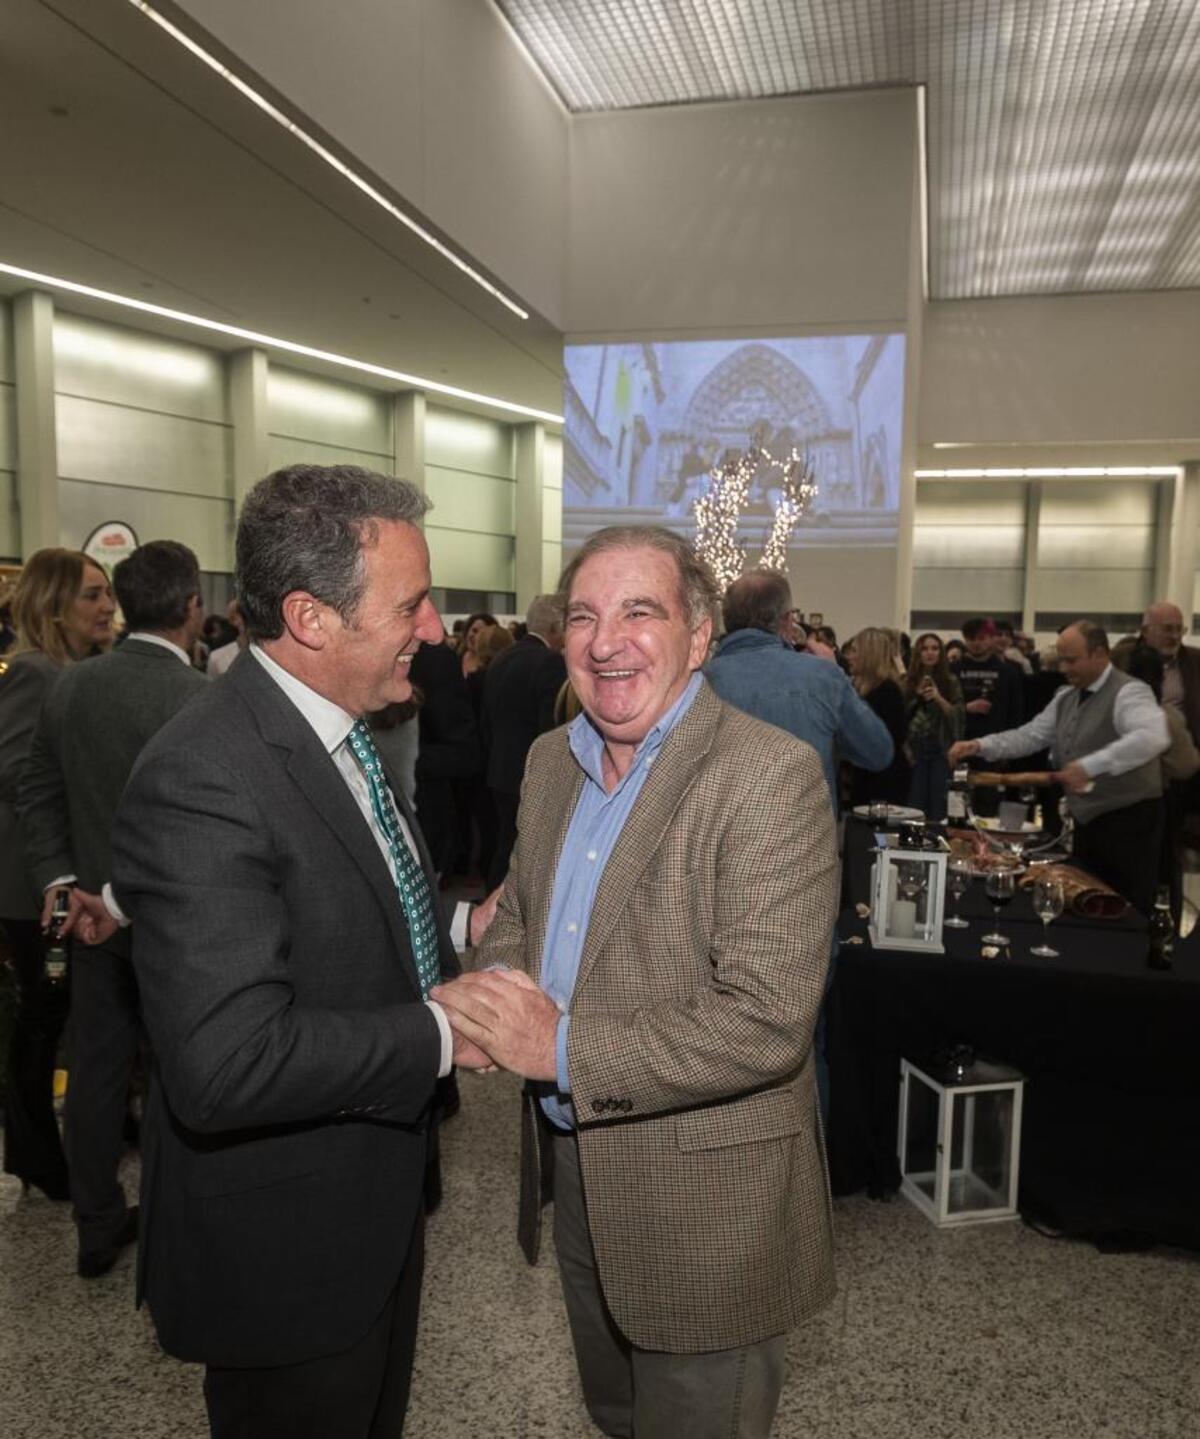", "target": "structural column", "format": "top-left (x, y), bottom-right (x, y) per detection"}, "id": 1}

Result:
top-left (392, 391), bottom-right (427, 513)
top-left (13, 290), bottom-right (59, 556)
top-left (229, 348), bottom-right (269, 516)
top-left (513, 421), bottom-right (545, 613)
top-left (1020, 480), bottom-right (1041, 635)
top-left (1166, 461), bottom-right (1200, 622)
